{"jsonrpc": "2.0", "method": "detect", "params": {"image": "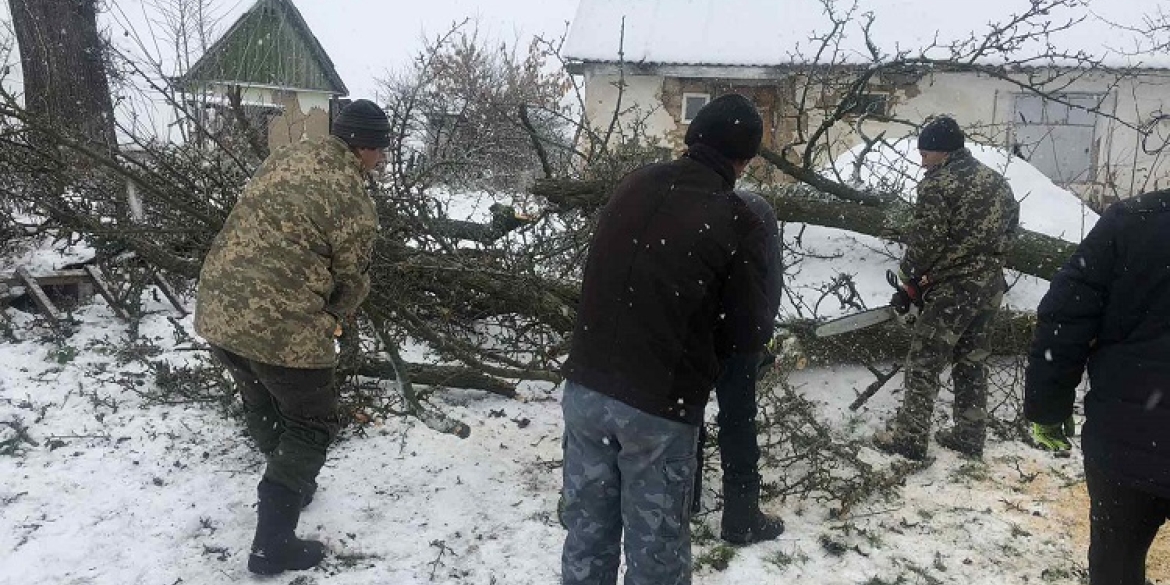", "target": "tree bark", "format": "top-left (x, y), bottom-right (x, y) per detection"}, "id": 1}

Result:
top-left (353, 358), bottom-right (519, 395)
top-left (9, 0), bottom-right (118, 152)
top-left (532, 180), bottom-right (1078, 281)
top-left (782, 309), bottom-right (1037, 365)
top-left (356, 360), bottom-right (518, 398)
